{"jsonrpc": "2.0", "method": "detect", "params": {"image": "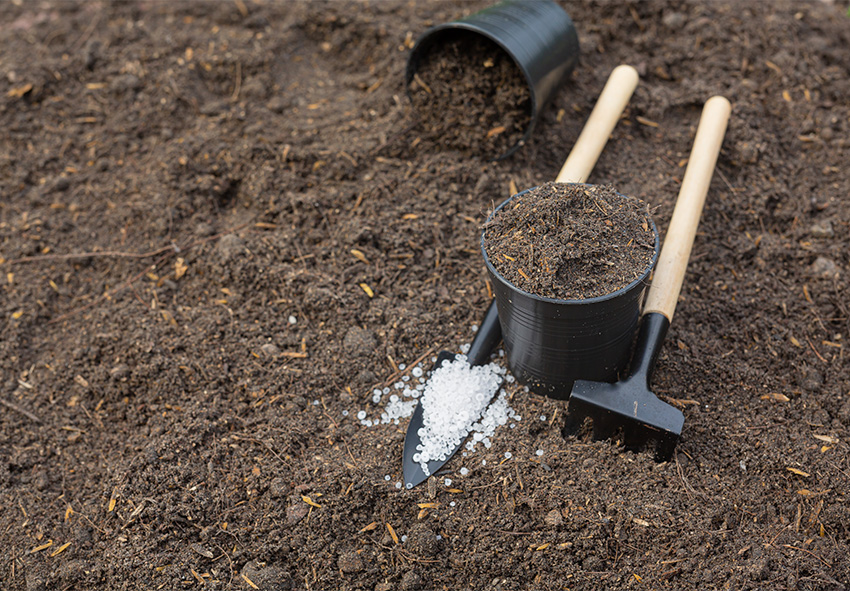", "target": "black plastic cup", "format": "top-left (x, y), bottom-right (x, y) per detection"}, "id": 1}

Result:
top-left (406, 0), bottom-right (580, 160)
top-left (481, 186), bottom-right (661, 400)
